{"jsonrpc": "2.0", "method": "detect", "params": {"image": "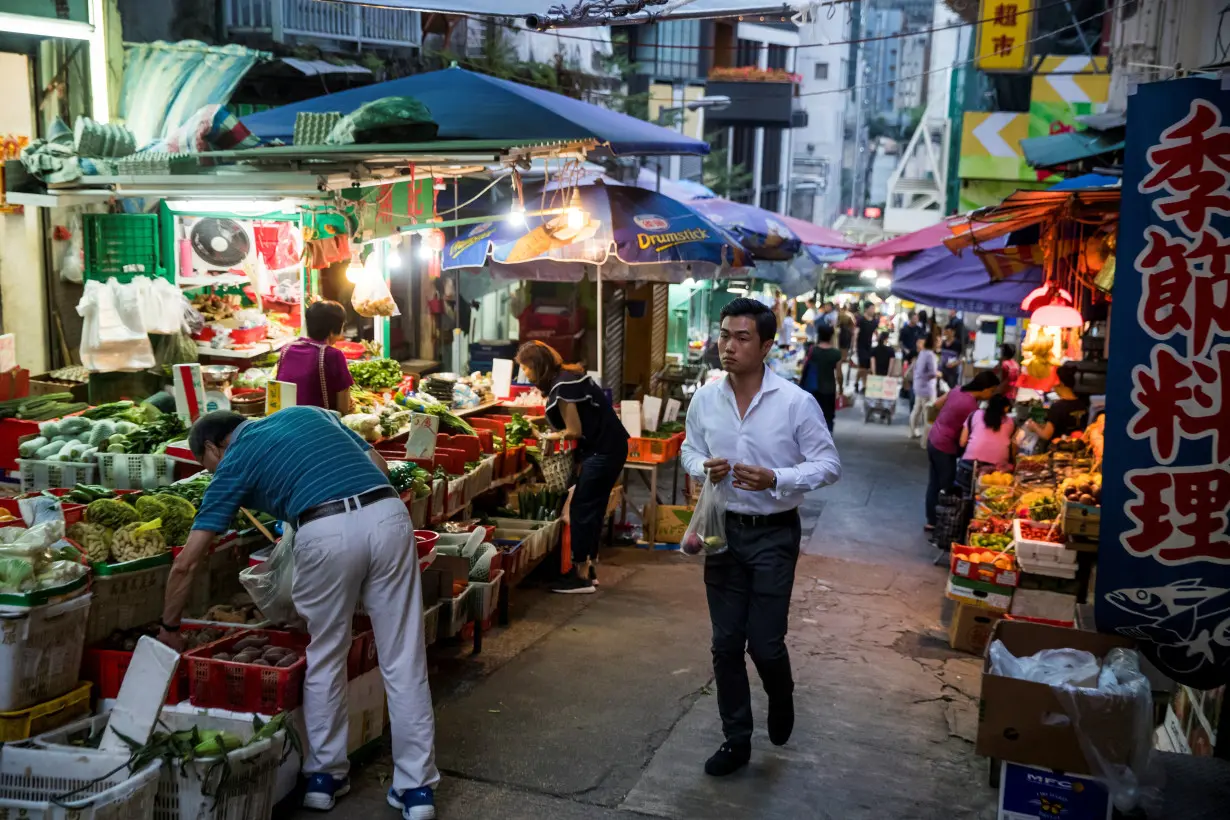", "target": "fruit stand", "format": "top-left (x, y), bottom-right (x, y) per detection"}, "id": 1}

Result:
top-left (943, 432), bottom-right (1102, 656)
